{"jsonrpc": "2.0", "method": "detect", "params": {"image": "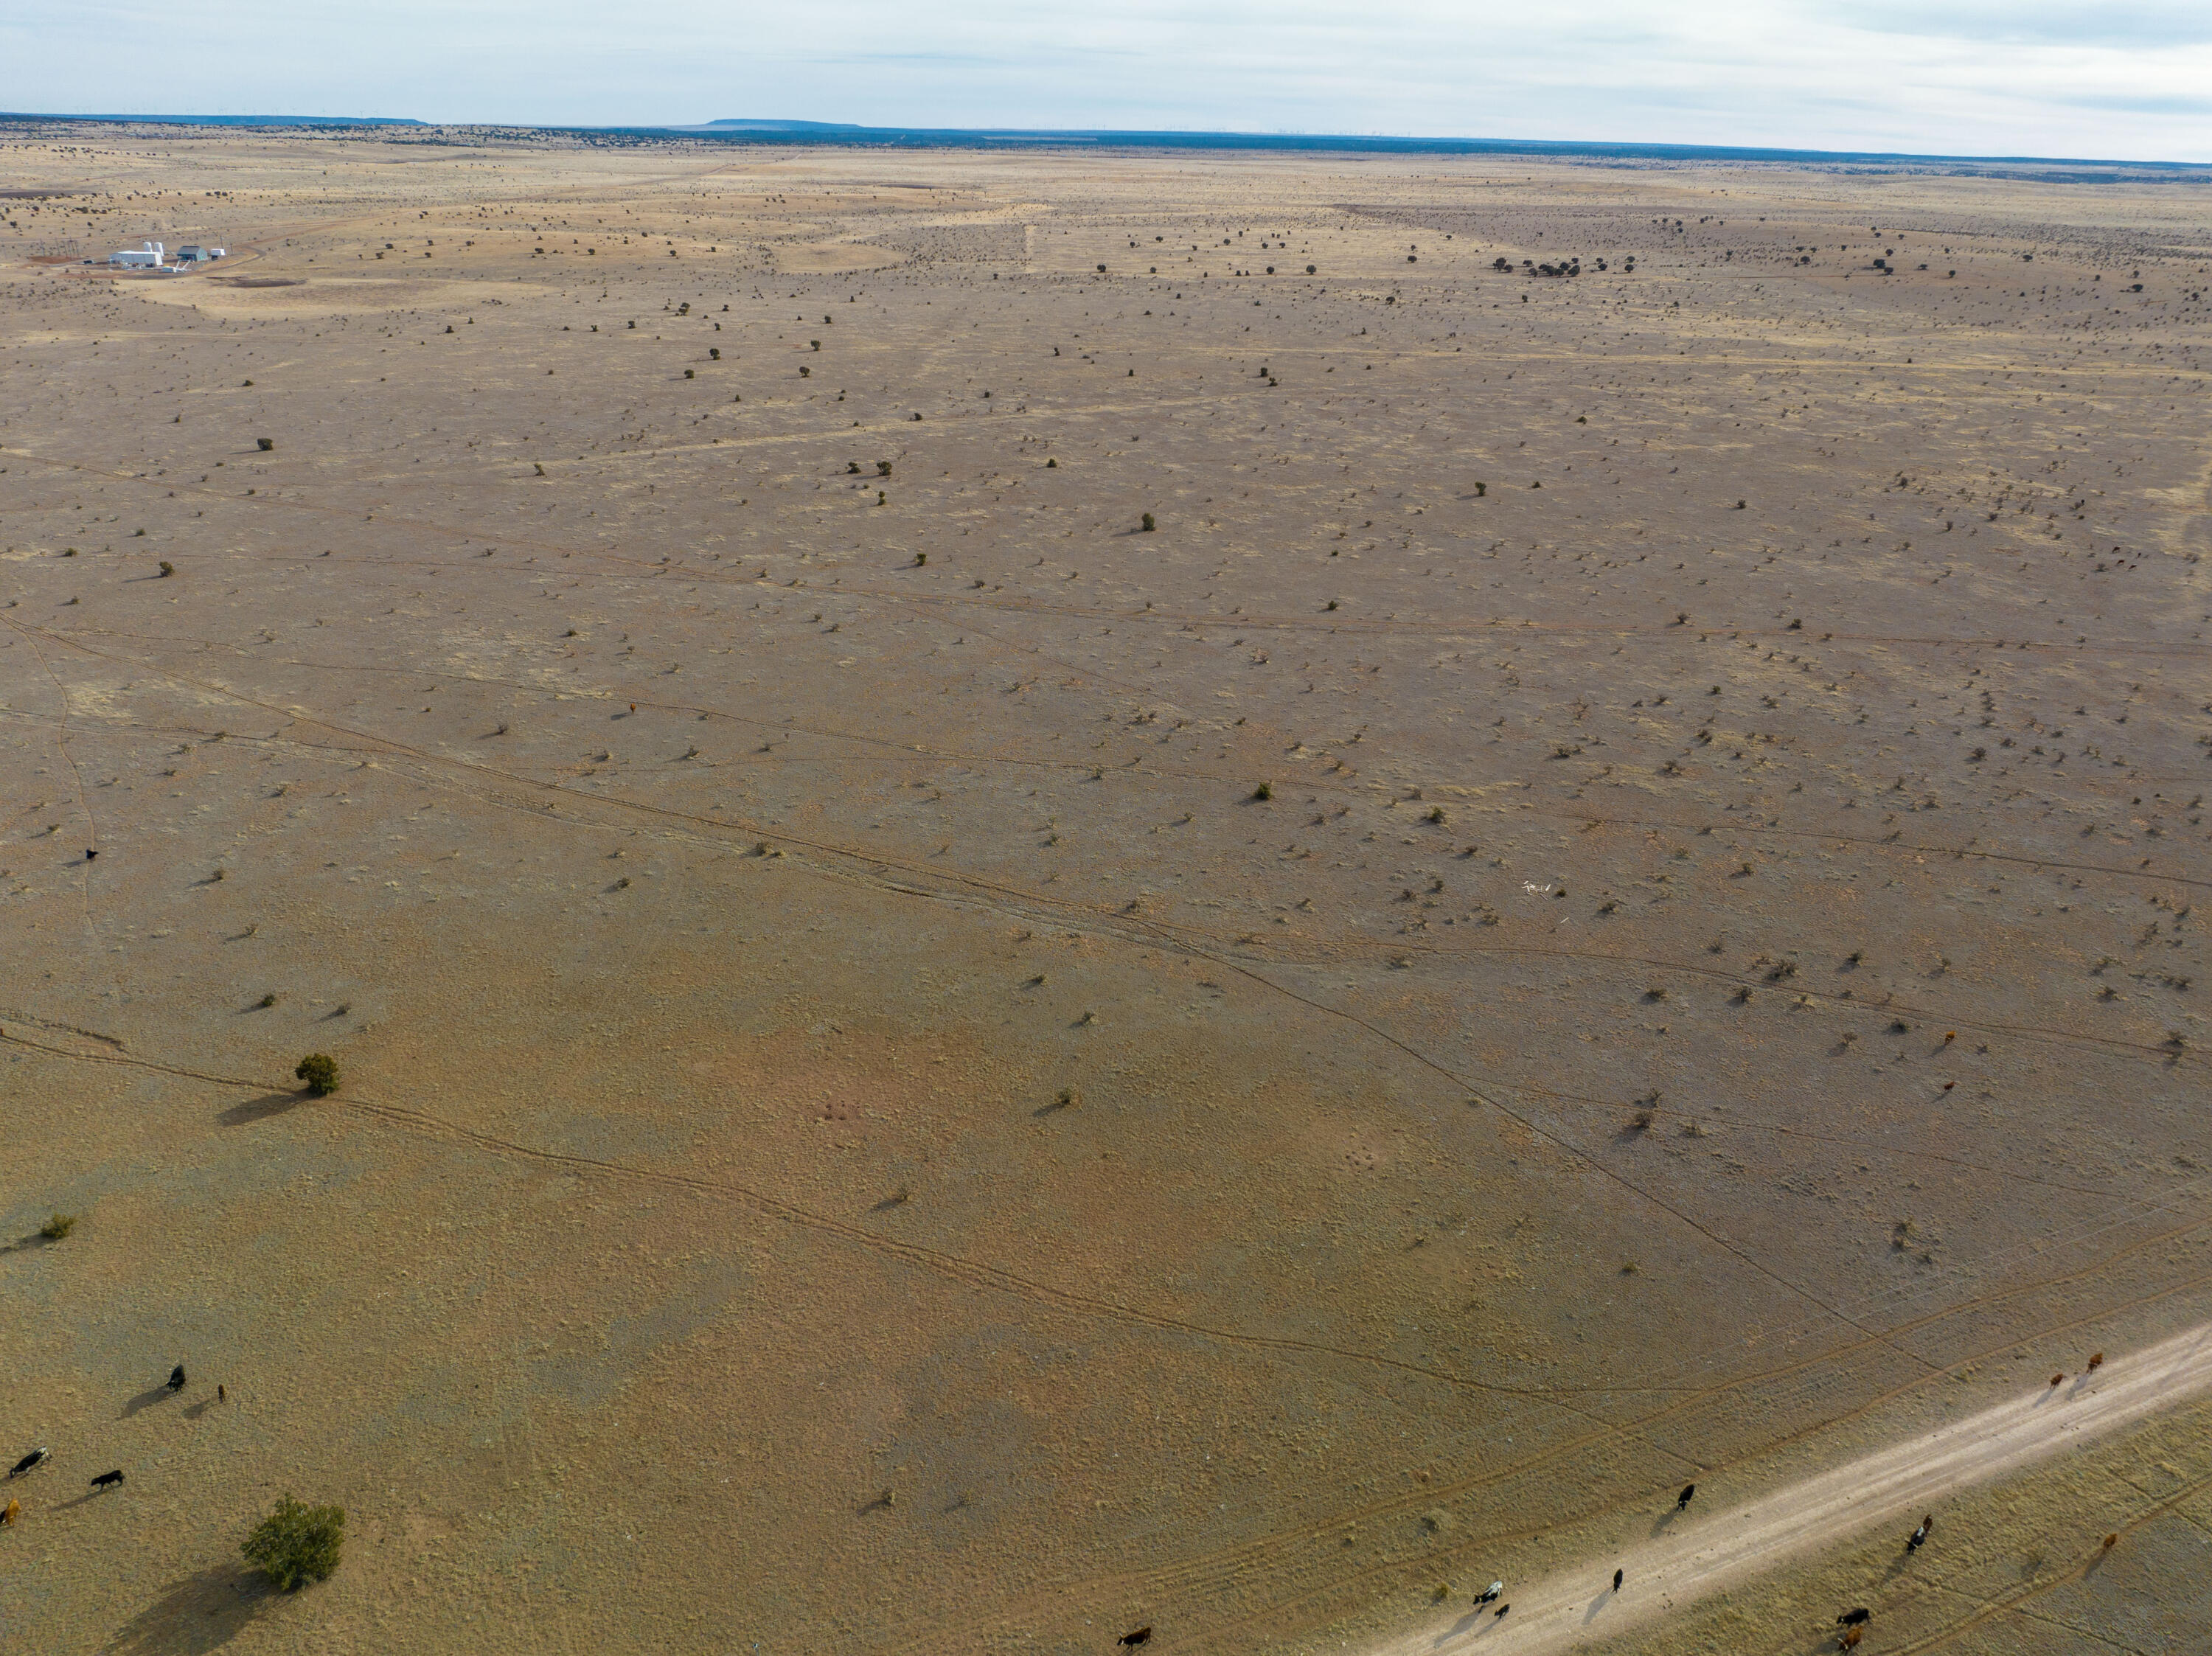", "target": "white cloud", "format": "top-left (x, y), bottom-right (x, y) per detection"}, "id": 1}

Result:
top-left (2, 0), bottom-right (2208, 162)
